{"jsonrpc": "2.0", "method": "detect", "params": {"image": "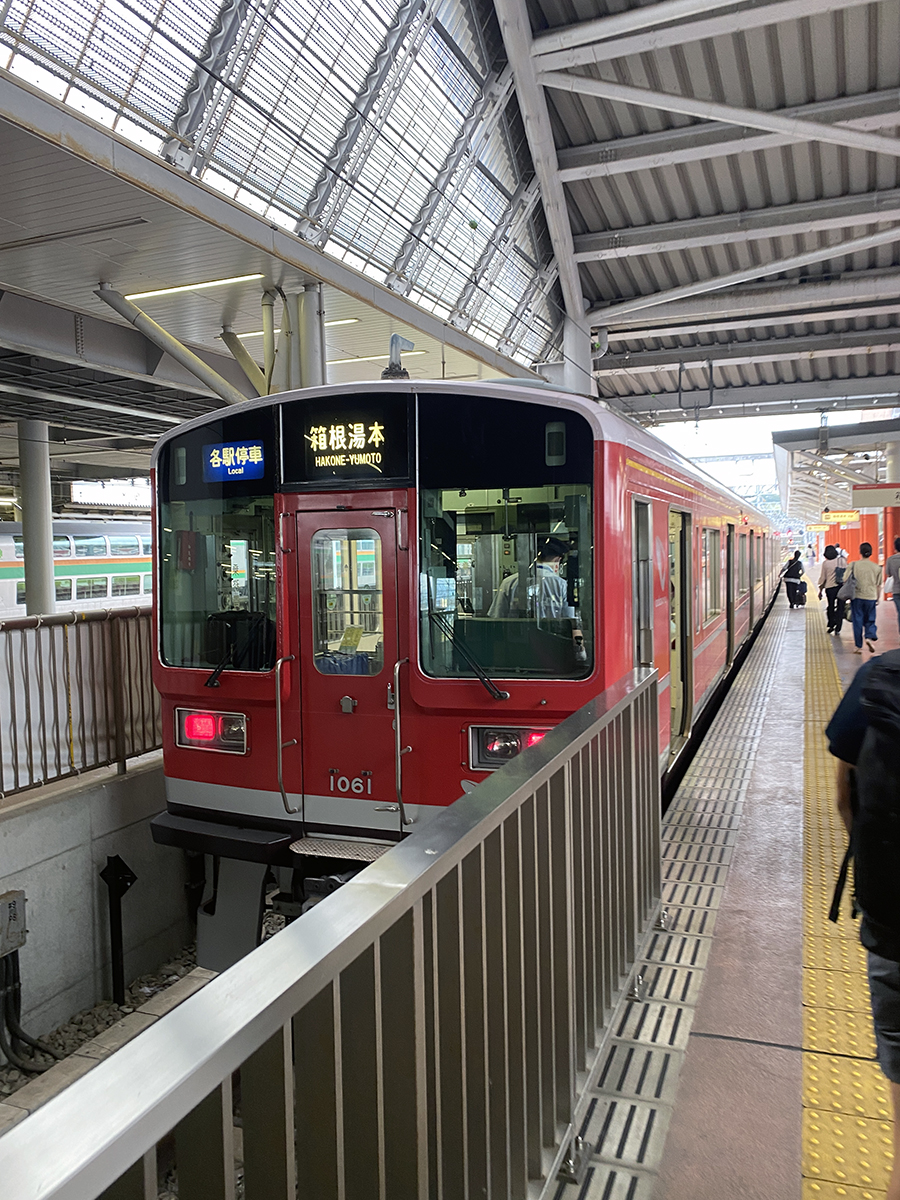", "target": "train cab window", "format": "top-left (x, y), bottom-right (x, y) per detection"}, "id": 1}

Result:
top-left (55, 579), bottom-right (73, 602)
top-left (111, 575), bottom-right (141, 596)
top-left (74, 536), bottom-right (108, 557)
top-left (109, 535), bottom-right (140, 556)
top-left (310, 530), bottom-right (384, 675)
top-left (158, 496), bottom-right (276, 672)
top-left (76, 577), bottom-right (109, 599)
top-left (416, 395), bottom-right (593, 681)
top-left (701, 529), bottom-right (721, 622)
